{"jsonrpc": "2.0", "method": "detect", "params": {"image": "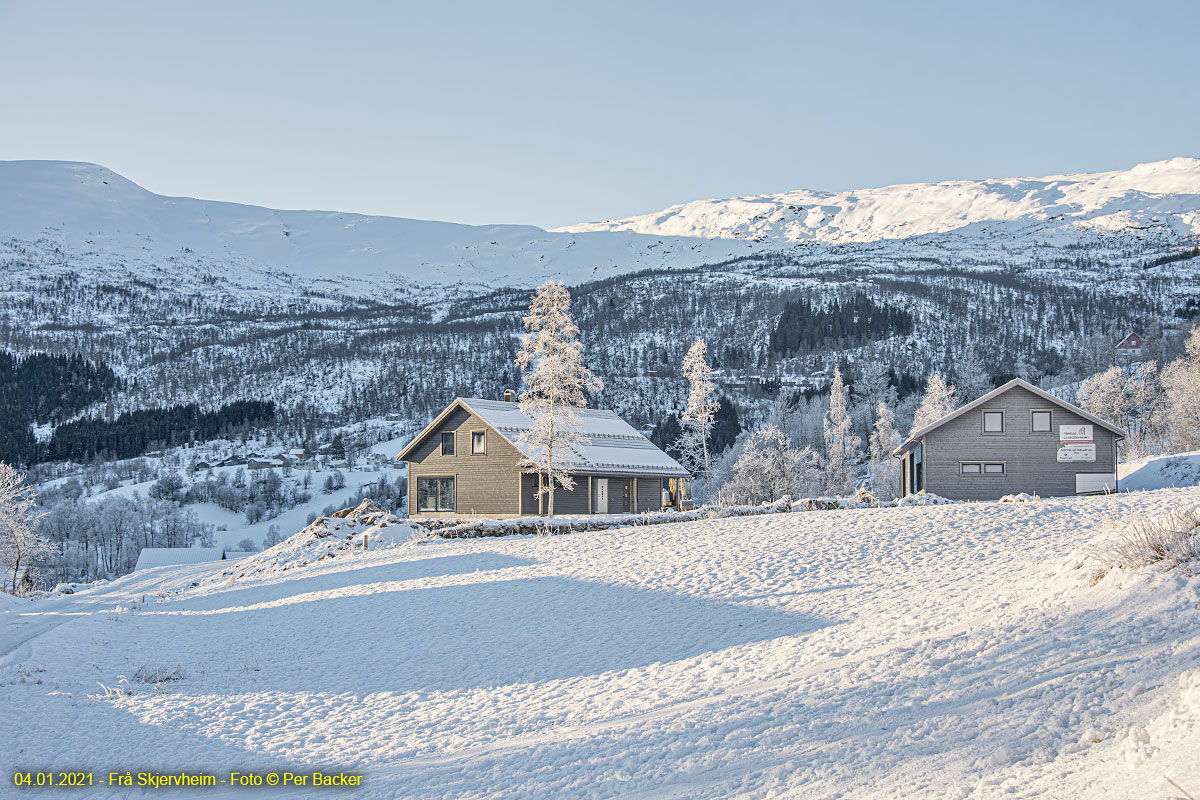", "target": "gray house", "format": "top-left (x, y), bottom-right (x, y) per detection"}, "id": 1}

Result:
top-left (397, 395), bottom-right (691, 518)
top-left (893, 378), bottom-right (1125, 501)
